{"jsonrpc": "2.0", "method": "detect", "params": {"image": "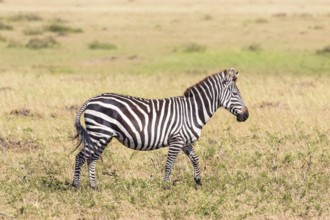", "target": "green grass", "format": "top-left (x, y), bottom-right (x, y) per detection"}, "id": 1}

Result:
top-left (88, 40), bottom-right (117, 50)
top-left (0, 21), bottom-right (13, 30)
top-left (7, 13), bottom-right (42, 22)
top-left (25, 37), bottom-right (58, 49)
top-left (44, 23), bottom-right (83, 35)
